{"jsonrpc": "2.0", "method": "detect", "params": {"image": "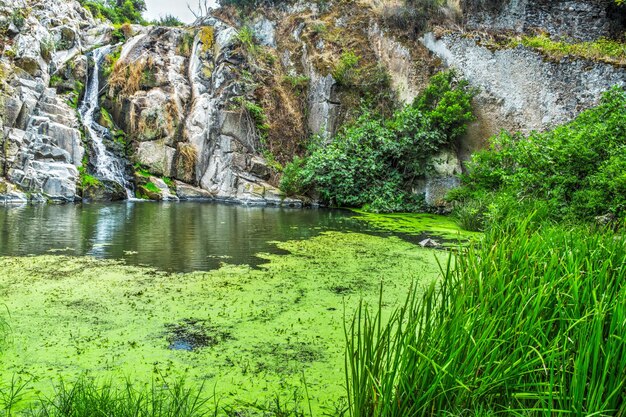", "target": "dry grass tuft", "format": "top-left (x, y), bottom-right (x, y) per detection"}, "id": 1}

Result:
top-left (109, 57), bottom-right (156, 96)
top-left (177, 142), bottom-right (198, 182)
